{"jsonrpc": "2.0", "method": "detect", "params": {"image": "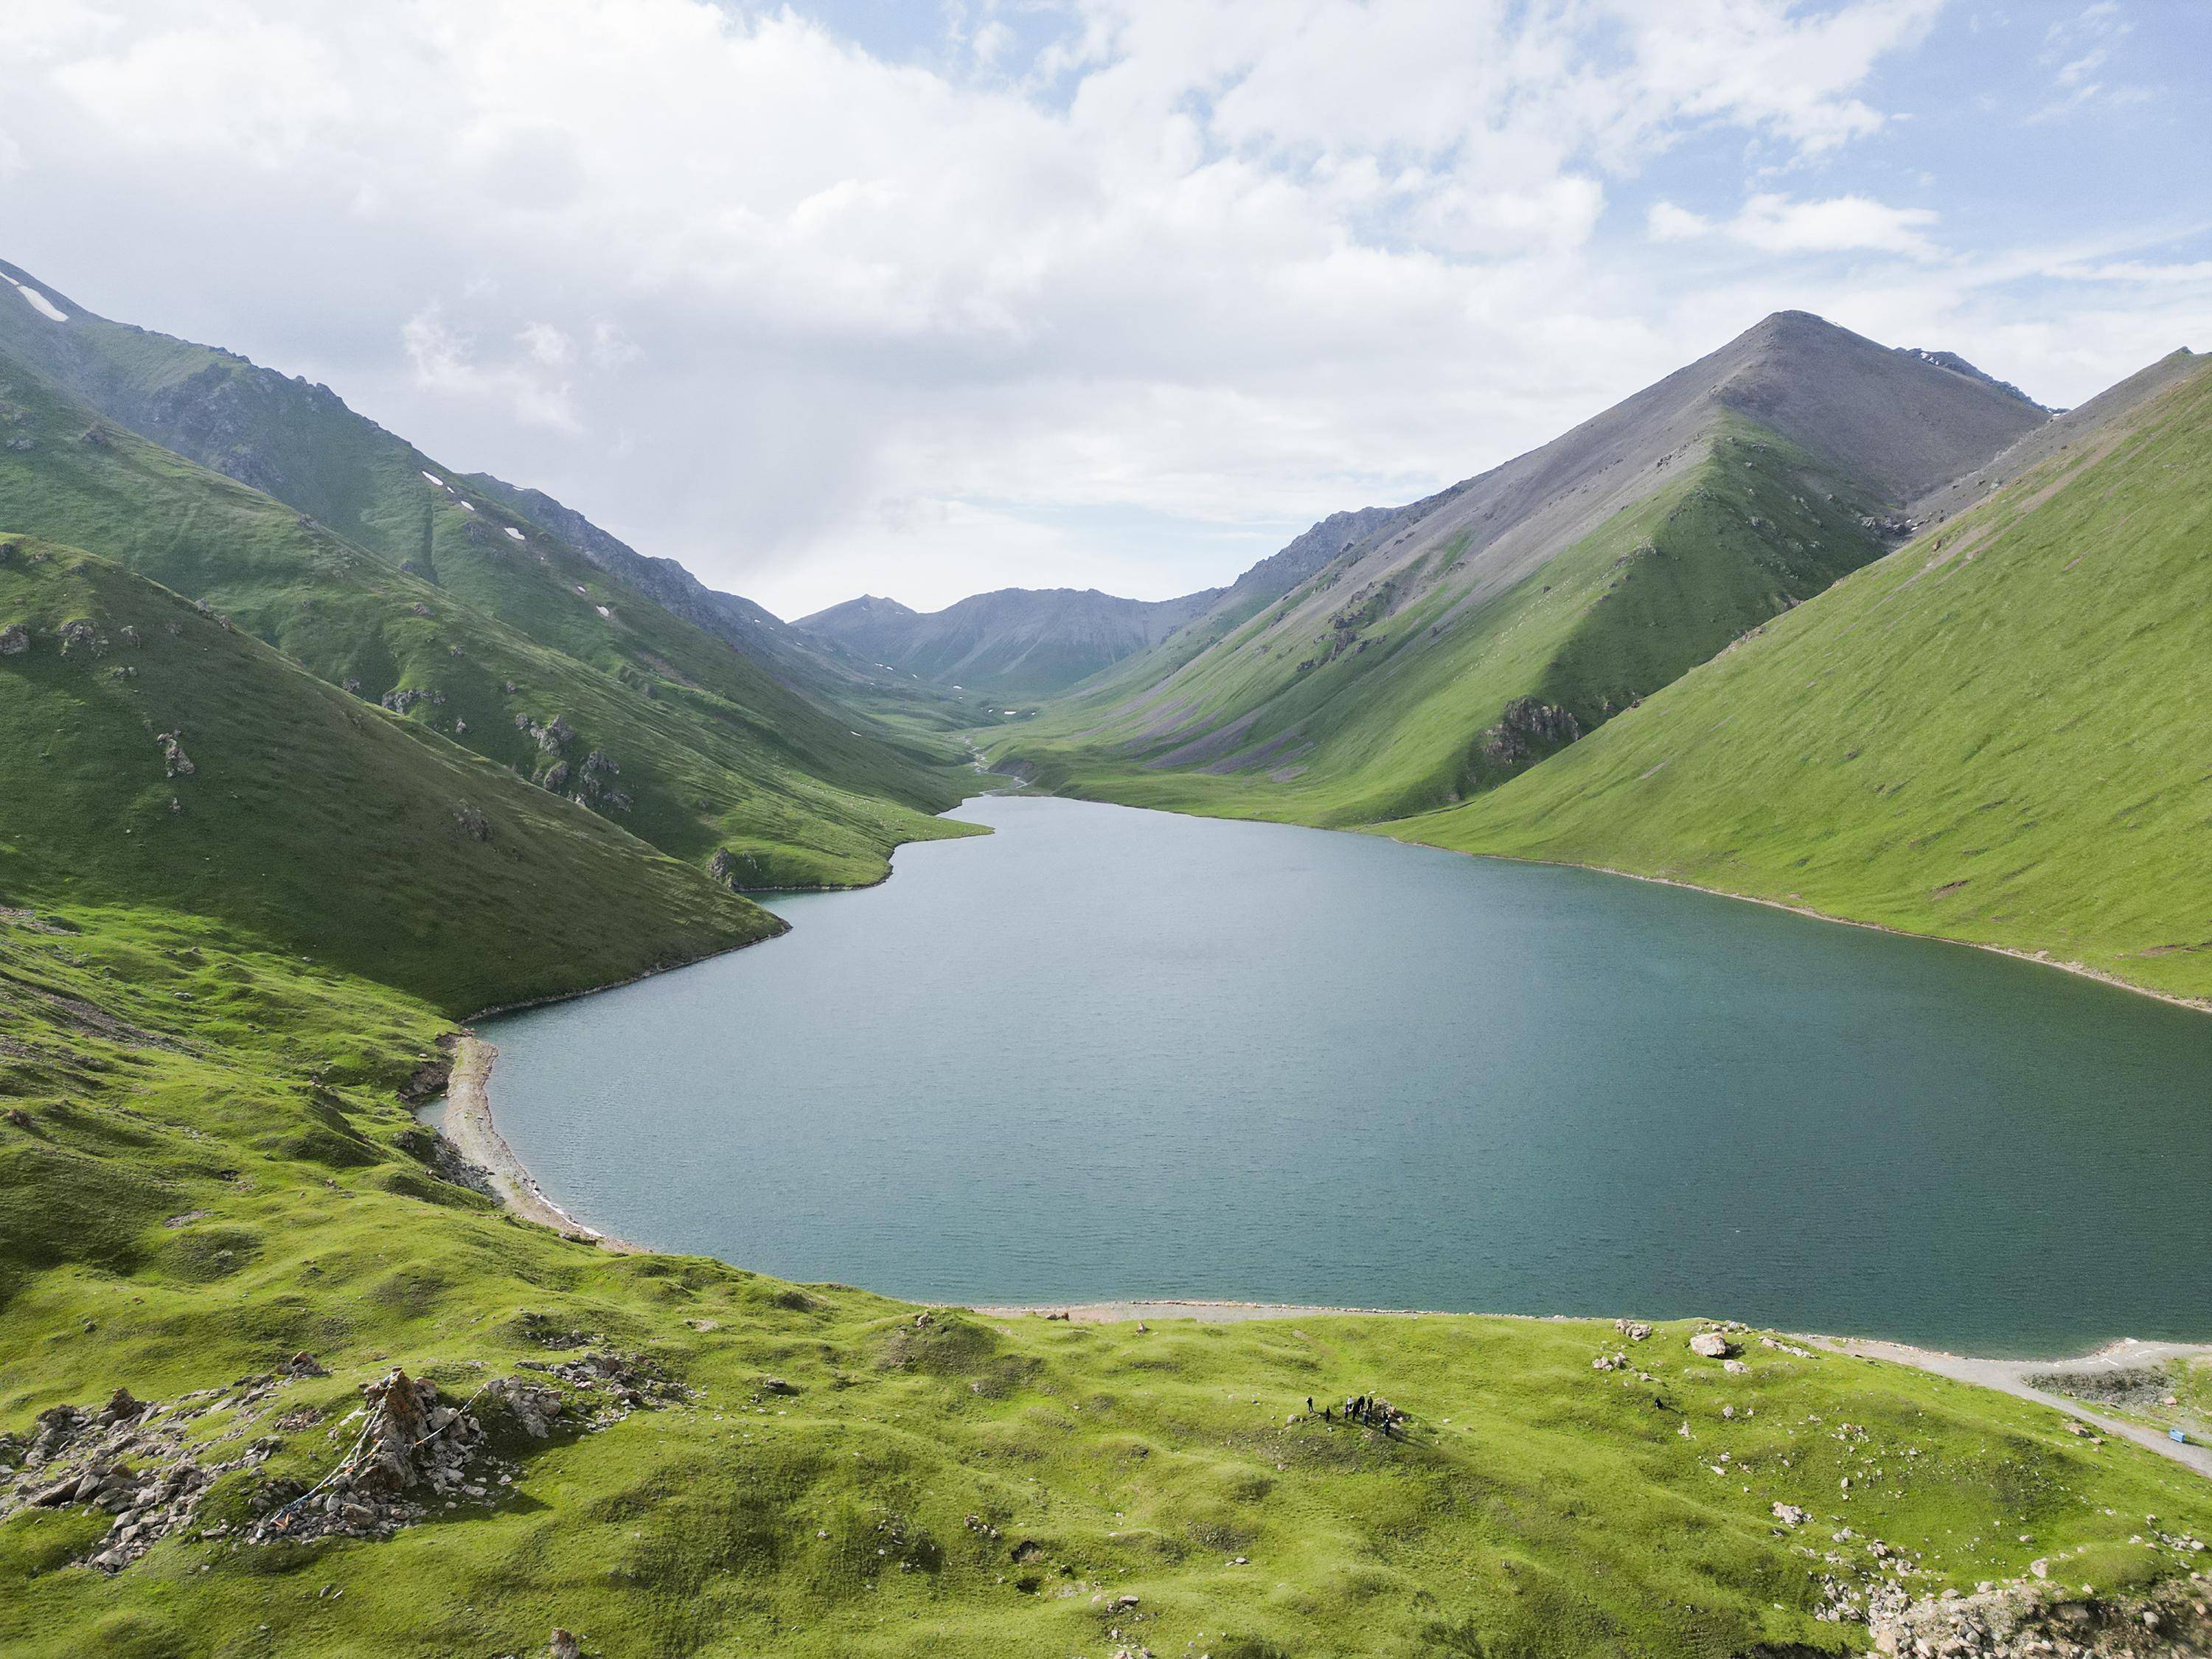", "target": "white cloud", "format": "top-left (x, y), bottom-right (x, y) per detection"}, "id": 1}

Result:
top-left (402, 305), bottom-right (580, 434)
top-left (1646, 193), bottom-right (1940, 260)
top-left (0, 0), bottom-right (2197, 616)
top-left (1731, 193), bottom-right (1941, 258)
top-left (1647, 201), bottom-right (1711, 243)
top-left (517, 321), bottom-right (575, 368)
